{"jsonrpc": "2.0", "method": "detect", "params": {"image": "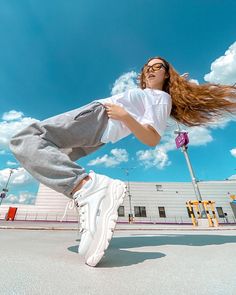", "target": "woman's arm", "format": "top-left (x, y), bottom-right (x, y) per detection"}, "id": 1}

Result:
top-left (104, 103), bottom-right (161, 147)
top-left (122, 114), bottom-right (161, 146)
